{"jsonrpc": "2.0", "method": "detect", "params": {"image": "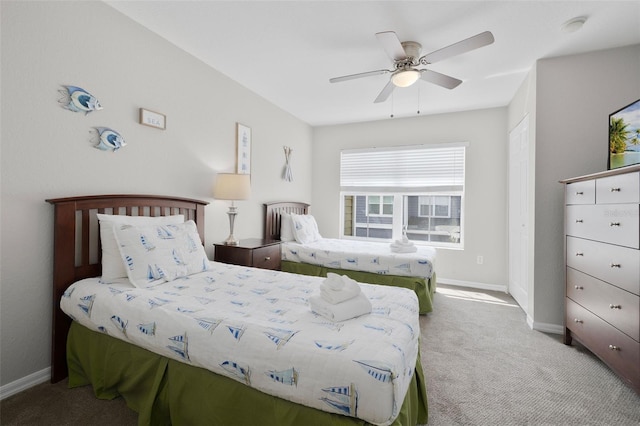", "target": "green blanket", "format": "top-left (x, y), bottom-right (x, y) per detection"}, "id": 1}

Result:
top-left (281, 260), bottom-right (436, 314)
top-left (67, 322), bottom-right (428, 425)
